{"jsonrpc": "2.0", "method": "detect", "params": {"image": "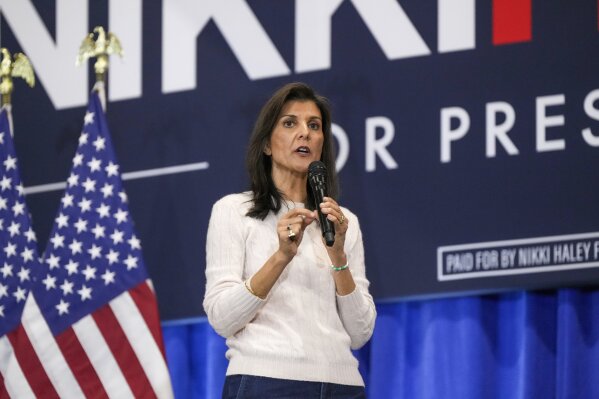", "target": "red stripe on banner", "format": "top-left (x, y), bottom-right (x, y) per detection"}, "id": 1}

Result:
top-left (492, 0), bottom-right (532, 45)
top-left (130, 281), bottom-right (167, 358)
top-left (92, 305), bottom-right (157, 399)
top-left (56, 327), bottom-right (109, 399)
top-left (7, 326), bottom-right (59, 399)
top-left (0, 373), bottom-right (9, 399)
